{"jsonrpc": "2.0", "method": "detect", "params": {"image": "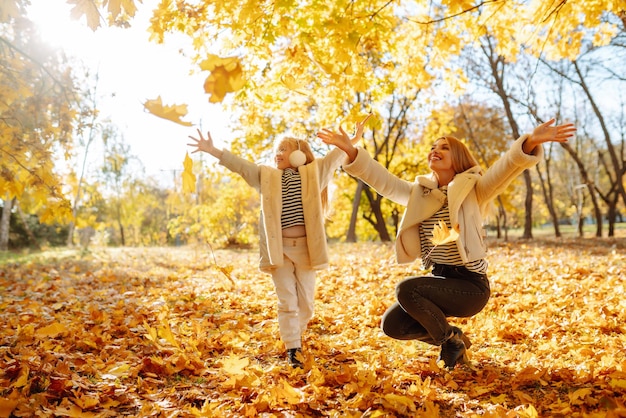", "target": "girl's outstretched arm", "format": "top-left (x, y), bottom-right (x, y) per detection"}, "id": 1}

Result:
top-left (187, 129), bottom-right (224, 159)
top-left (523, 119), bottom-right (576, 154)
